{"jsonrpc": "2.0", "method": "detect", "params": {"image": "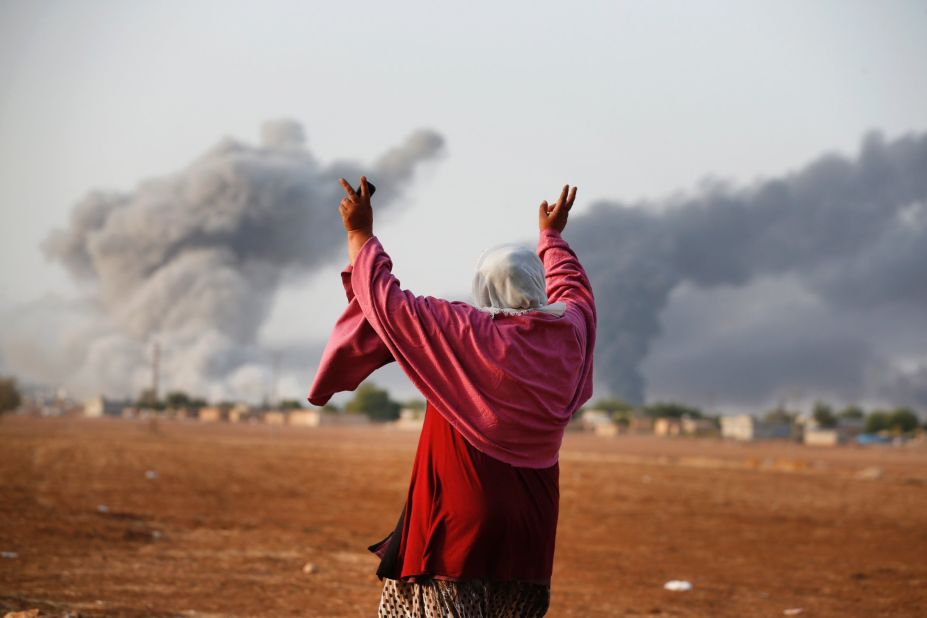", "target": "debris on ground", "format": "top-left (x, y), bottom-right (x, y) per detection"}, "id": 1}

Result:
top-left (303, 562), bottom-right (319, 574)
top-left (663, 580), bottom-right (692, 591)
top-left (855, 466), bottom-right (883, 480)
